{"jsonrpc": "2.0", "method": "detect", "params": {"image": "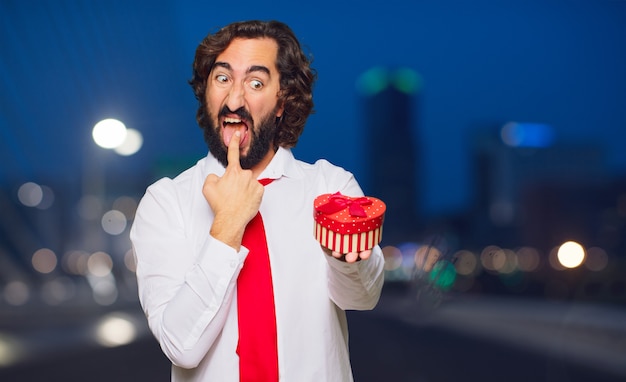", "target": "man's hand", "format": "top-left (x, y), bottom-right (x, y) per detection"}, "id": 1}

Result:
top-left (321, 246), bottom-right (372, 263)
top-left (203, 131), bottom-right (264, 250)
